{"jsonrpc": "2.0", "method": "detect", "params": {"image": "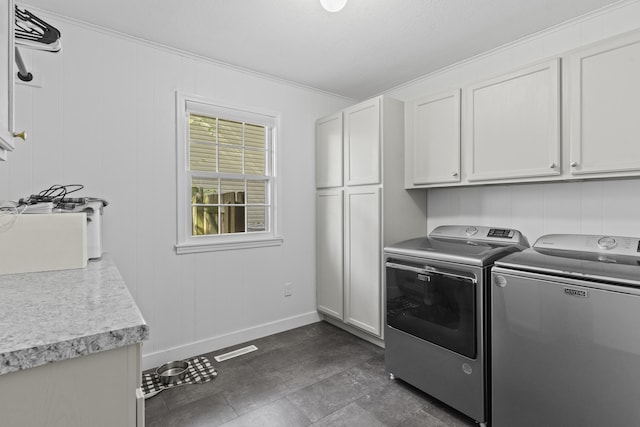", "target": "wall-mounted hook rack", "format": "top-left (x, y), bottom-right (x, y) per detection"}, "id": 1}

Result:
top-left (15, 6), bottom-right (61, 52)
top-left (14, 47), bottom-right (32, 82)
top-left (12, 6), bottom-right (61, 86)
